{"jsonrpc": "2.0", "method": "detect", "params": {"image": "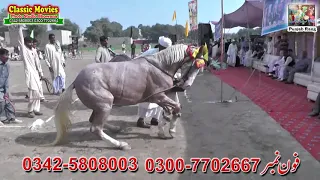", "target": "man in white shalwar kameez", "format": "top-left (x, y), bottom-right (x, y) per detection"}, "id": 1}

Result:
top-left (266, 50), bottom-right (285, 77)
top-left (18, 26), bottom-right (43, 118)
top-left (227, 39), bottom-right (238, 66)
top-left (95, 36), bottom-right (112, 63)
top-left (45, 34), bottom-right (66, 95)
top-left (25, 39), bottom-right (45, 101)
top-left (136, 36), bottom-right (173, 128)
top-left (32, 39), bottom-right (45, 101)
